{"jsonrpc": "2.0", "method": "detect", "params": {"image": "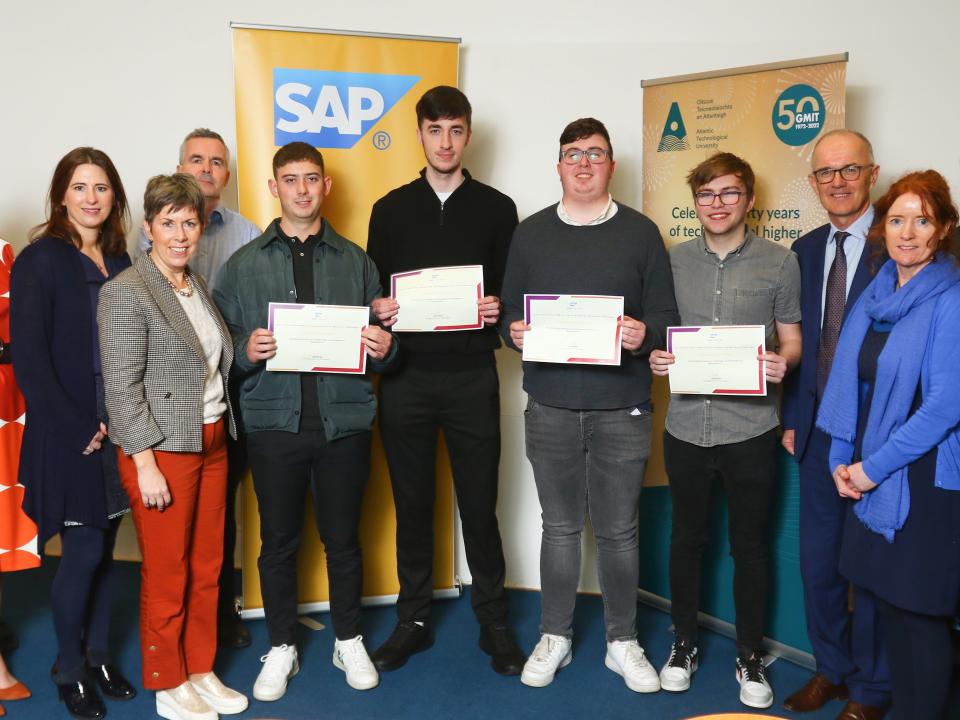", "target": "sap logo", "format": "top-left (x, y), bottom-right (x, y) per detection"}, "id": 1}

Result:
top-left (273, 69), bottom-right (420, 149)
